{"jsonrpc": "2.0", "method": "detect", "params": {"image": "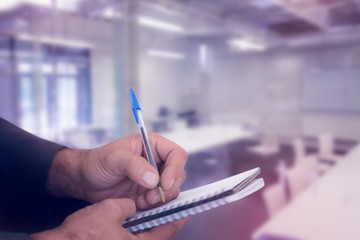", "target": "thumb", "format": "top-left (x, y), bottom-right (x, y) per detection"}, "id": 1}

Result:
top-left (106, 151), bottom-right (160, 189)
top-left (116, 198), bottom-right (137, 221)
top-left (100, 198), bottom-right (137, 222)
